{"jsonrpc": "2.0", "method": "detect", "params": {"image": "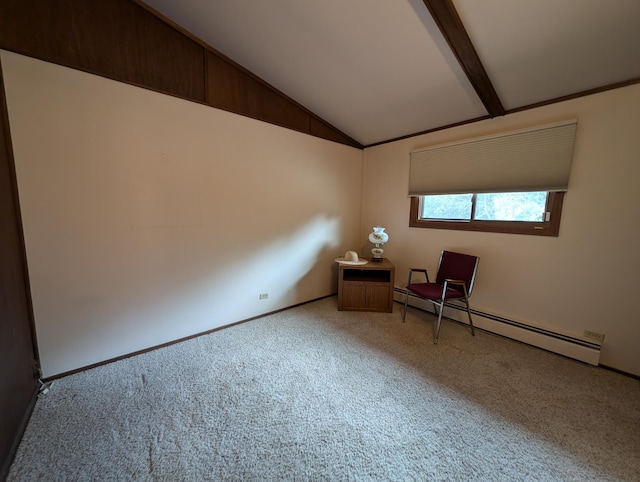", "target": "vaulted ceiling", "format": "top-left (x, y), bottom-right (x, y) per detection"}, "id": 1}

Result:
top-left (141, 0), bottom-right (640, 146)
